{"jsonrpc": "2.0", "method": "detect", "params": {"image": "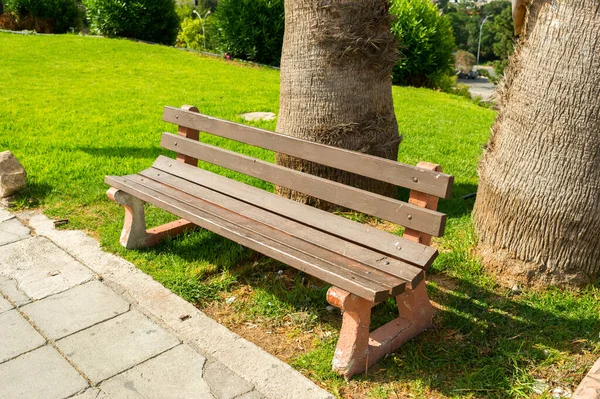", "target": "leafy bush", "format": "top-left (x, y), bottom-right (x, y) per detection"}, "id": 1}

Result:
top-left (84, 0), bottom-right (179, 45)
top-left (390, 0), bottom-right (456, 88)
top-left (3, 0), bottom-right (82, 33)
top-left (213, 0), bottom-right (284, 66)
top-left (176, 17), bottom-right (205, 50)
